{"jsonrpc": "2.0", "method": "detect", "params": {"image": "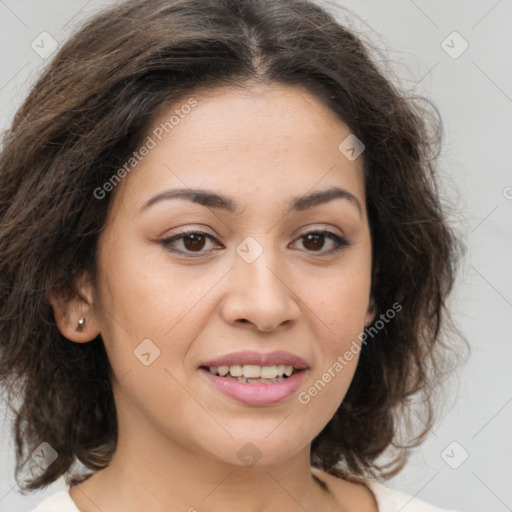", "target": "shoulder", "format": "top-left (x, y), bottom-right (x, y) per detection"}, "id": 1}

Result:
top-left (311, 467), bottom-right (377, 511)
top-left (311, 468), bottom-right (461, 512)
top-left (366, 480), bottom-right (462, 512)
top-left (30, 490), bottom-right (80, 512)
